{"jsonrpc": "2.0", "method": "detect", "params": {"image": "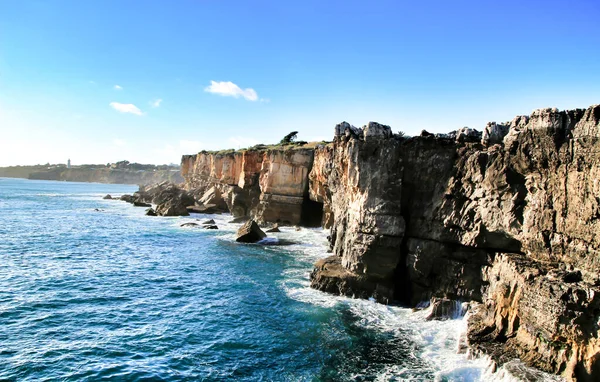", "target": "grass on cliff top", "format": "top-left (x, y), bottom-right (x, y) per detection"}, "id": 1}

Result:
top-left (199, 140), bottom-right (330, 155)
